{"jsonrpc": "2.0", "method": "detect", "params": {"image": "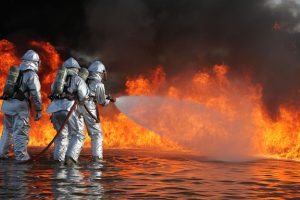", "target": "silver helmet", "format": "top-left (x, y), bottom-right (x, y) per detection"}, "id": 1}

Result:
top-left (88, 61), bottom-right (106, 73)
top-left (19, 50), bottom-right (41, 71)
top-left (62, 57), bottom-right (80, 69)
top-left (21, 49), bottom-right (40, 63)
